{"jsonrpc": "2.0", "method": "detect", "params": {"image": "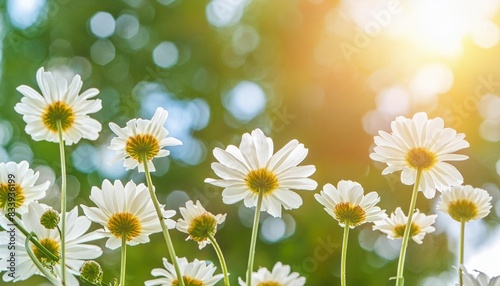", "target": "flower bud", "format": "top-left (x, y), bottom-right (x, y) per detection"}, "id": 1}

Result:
top-left (40, 209), bottom-right (60, 229)
top-left (80, 260), bottom-right (103, 284)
